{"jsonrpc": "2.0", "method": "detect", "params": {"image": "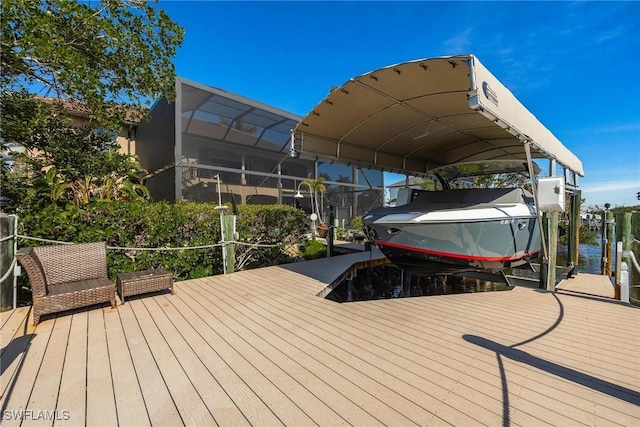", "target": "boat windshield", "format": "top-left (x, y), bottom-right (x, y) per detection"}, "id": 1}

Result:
top-left (429, 160), bottom-right (541, 181)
